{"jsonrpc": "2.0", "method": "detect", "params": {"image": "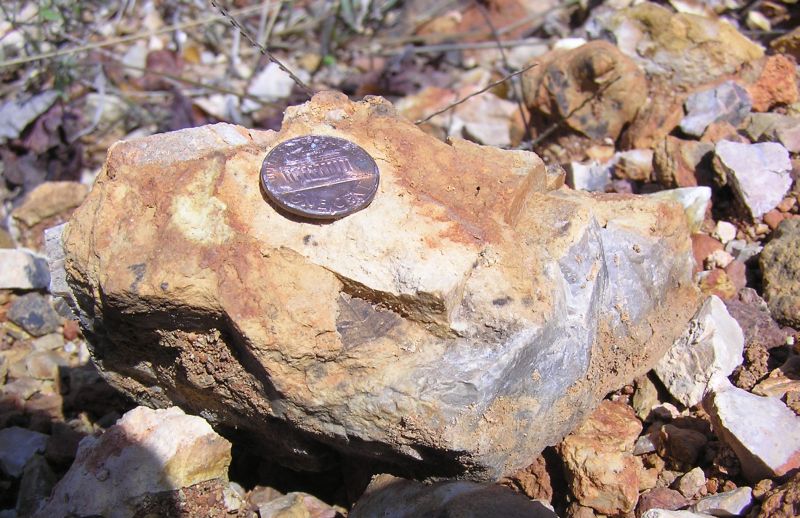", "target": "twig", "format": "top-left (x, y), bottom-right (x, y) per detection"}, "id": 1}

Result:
top-left (0, 4), bottom-right (265, 69)
top-left (529, 76), bottom-right (622, 148)
top-left (414, 62), bottom-right (538, 125)
top-left (210, 0), bottom-right (314, 98)
top-left (377, 38), bottom-right (546, 56)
